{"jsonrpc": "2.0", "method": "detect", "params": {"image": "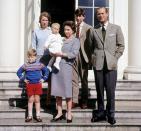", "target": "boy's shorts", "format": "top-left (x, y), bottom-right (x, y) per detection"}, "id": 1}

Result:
top-left (26, 83), bottom-right (42, 96)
